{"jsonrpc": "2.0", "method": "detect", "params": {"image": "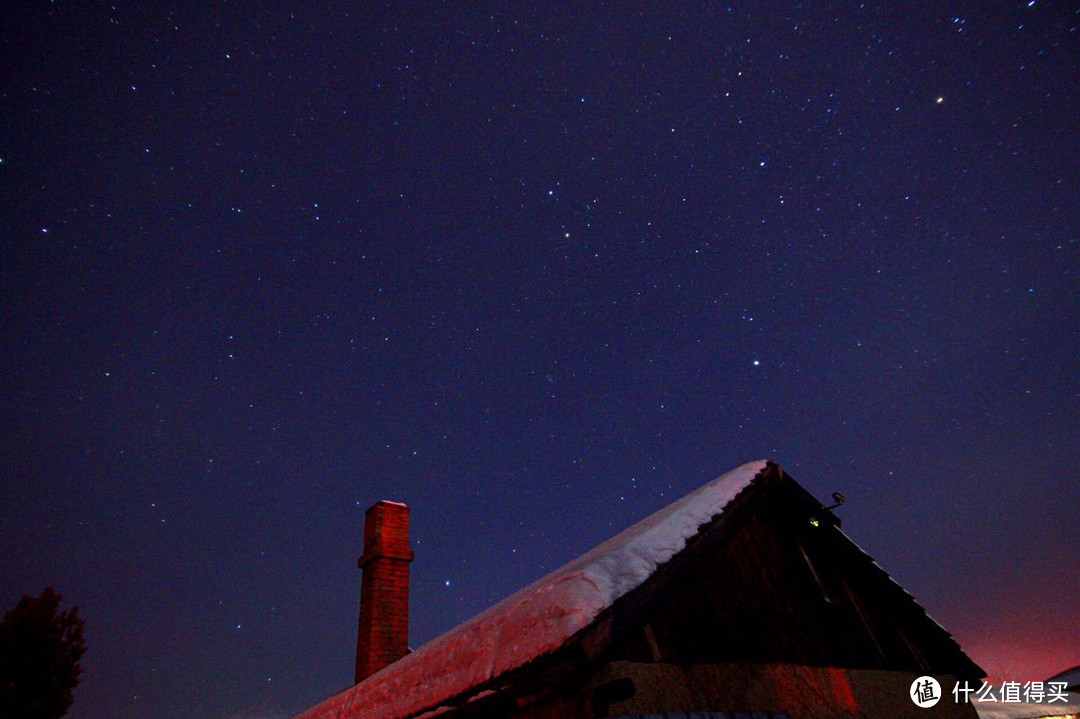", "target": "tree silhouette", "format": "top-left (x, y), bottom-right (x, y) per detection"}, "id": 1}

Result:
top-left (0, 588), bottom-right (86, 719)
